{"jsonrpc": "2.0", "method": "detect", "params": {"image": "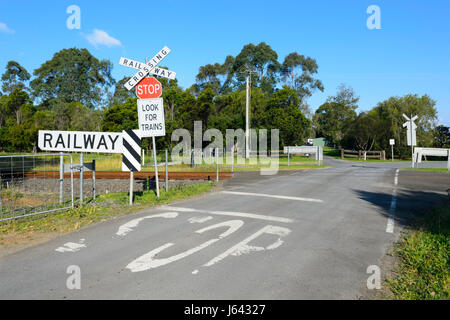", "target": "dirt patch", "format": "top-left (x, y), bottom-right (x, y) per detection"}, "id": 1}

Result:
top-left (0, 232), bottom-right (58, 258)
